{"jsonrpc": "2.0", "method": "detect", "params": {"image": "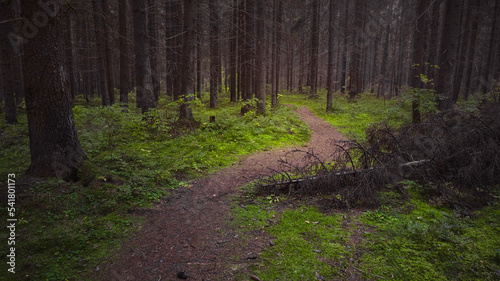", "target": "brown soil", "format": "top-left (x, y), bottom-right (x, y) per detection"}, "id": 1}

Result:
top-left (95, 106), bottom-right (346, 280)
